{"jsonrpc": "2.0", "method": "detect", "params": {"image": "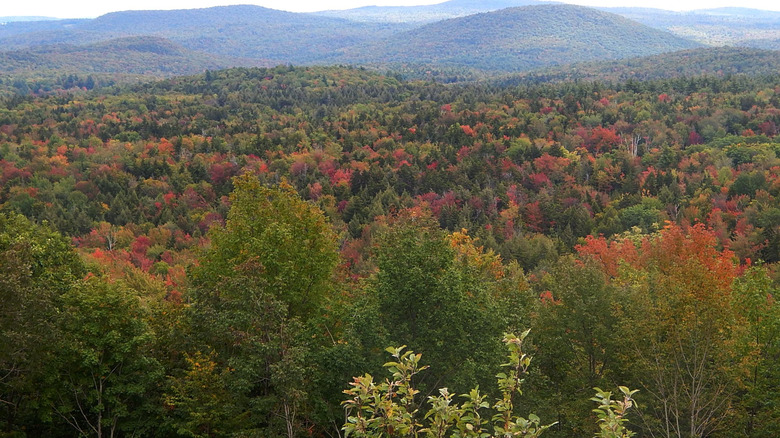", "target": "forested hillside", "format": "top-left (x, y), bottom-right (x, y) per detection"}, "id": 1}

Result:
top-left (314, 0), bottom-right (546, 23)
top-left (603, 6), bottom-right (780, 48)
top-left (0, 36), bottom-right (269, 79)
top-left (338, 5), bottom-right (700, 72)
top-left (506, 47), bottom-right (780, 85)
top-left (1, 65), bottom-right (778, 437)
top-left (0, 3), bottom-right (710, 80)
top-left (3, 2), bottom-right (780, 83)
top-left (0, 5), bottom-right (406, 63)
